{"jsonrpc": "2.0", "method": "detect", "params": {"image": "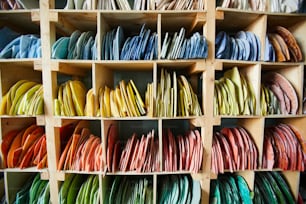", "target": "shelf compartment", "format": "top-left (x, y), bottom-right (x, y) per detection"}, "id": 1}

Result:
top-left (157, 174), bottom-right (202, 203)
top-left (0, 118), bottom-right (46, 170)
top-left (102, 174), bottom-right (154, 204)
top-left (266, 15), bottom-right (306, 64)
top-left (161, 119), bottom-right (204, 173)
top-left (261, 64), bottom-right (303, 115)
top-left (0, 62), bottom-right (42, 97)
top-left (52, 63), bottom-right (93, 117)
top-left (56, 120), bottom-right (102, 172)
top-left (156, 66), bottom-right (203, 117)
top-left (5, 172), bottom-right (48, 204)
top-left (103, 119), bottom-right (159, 173)
top-left (214, 64), bottom-right (260, 116)
top-left (212, 118), bottom-right (263, 173)
top-left (262, 118), bottom-right (306, 172)
top-left (94, 63), bottom-right (153, 118)
top-left (58, 173), bottom-right (101, 204)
